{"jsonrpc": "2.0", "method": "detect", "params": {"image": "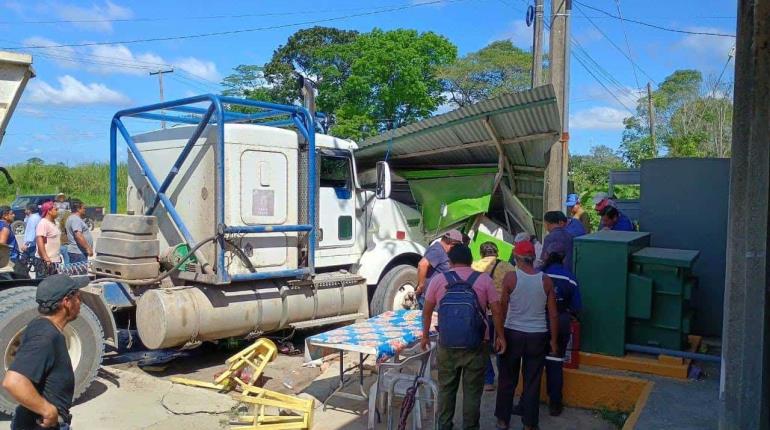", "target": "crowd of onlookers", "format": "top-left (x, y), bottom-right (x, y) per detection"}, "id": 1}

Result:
top-left (418, 192), bottom-right (635, 430)
top-left (0, 193), bottom-right (94, 280)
